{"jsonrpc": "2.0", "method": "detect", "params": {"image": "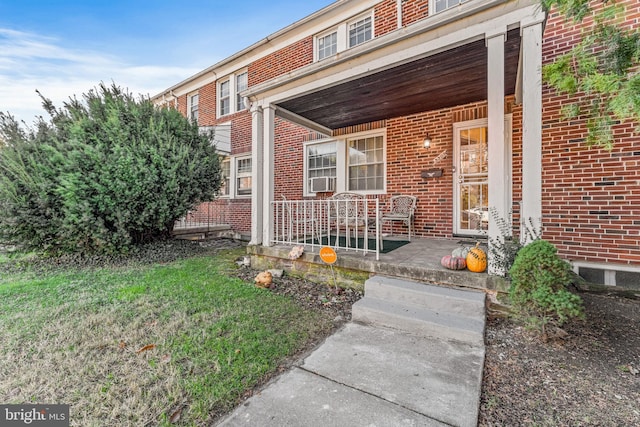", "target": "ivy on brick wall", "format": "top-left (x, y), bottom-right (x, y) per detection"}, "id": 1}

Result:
top-left (541, 0), bottom-right (640, 149)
